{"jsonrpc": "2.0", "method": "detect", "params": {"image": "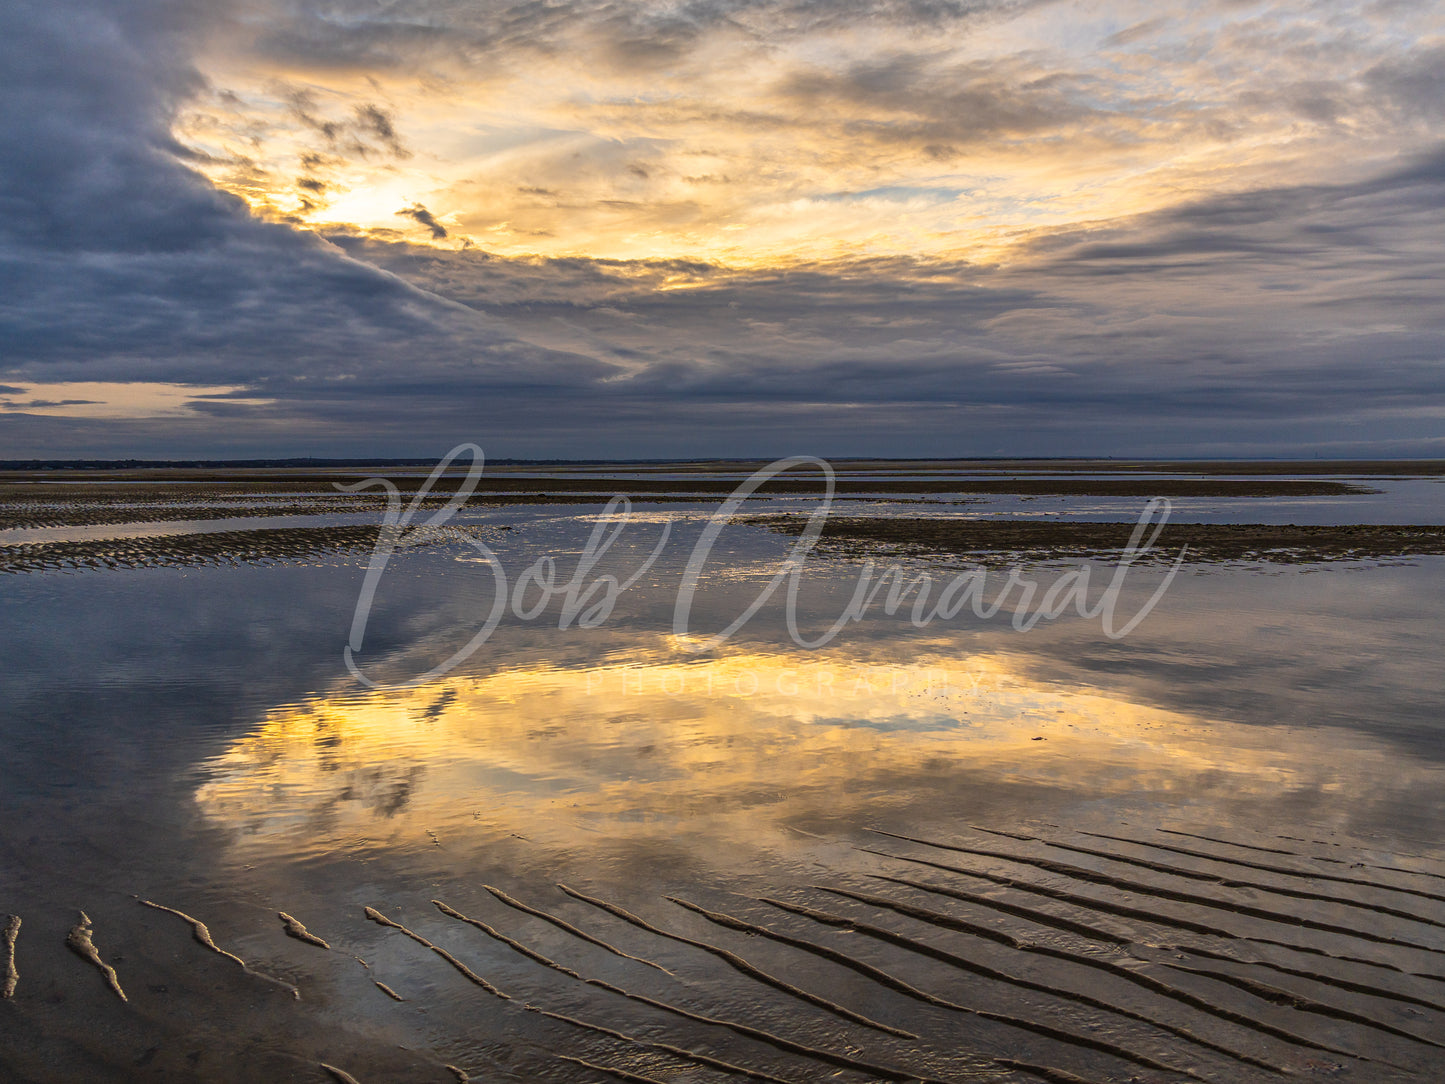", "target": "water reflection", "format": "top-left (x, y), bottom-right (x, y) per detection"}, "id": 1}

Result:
top-left (7, 518), bottom-right (1445, 1082)
top-left (196, 640), bottom-right (1445, 867)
